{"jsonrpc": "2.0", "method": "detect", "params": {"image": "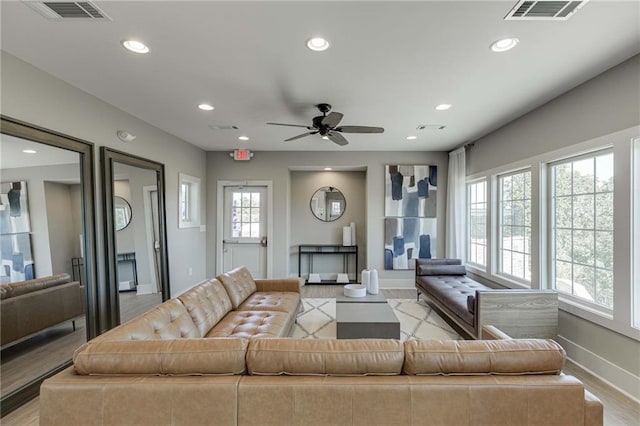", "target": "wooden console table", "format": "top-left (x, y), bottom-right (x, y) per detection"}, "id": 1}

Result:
top-left (298, 244), bottom-right (358, 284)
